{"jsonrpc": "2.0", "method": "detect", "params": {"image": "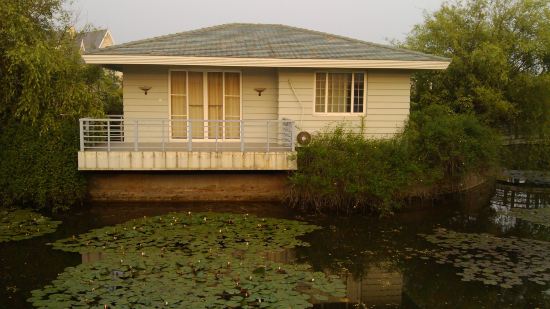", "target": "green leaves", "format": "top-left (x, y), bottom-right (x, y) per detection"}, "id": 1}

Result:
top-left (289, 108), bottom-right (499, 214)
top-left (406, 0), bottom-right (550, 135)
top-left (29, 212), bottom-right (346, 308)
top-left (0, 208), bottom-right (61, 242)
top-left (0, 1), bottom-right (122, 210)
